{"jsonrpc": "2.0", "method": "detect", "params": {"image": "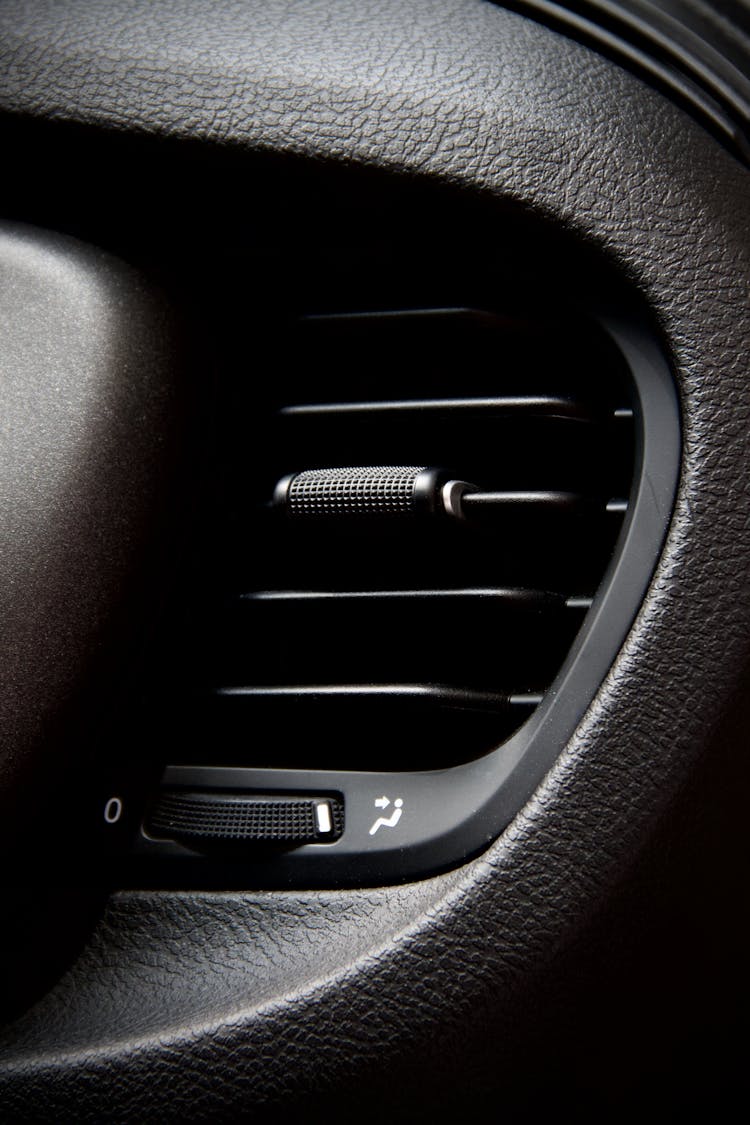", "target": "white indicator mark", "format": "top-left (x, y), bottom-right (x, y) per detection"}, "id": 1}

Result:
top-left (369, 797), bottom-right (404, 836)
top-left (103, 796), bottom-right (123, 825)
top-left (315, 800), bottom-right (333, 835)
